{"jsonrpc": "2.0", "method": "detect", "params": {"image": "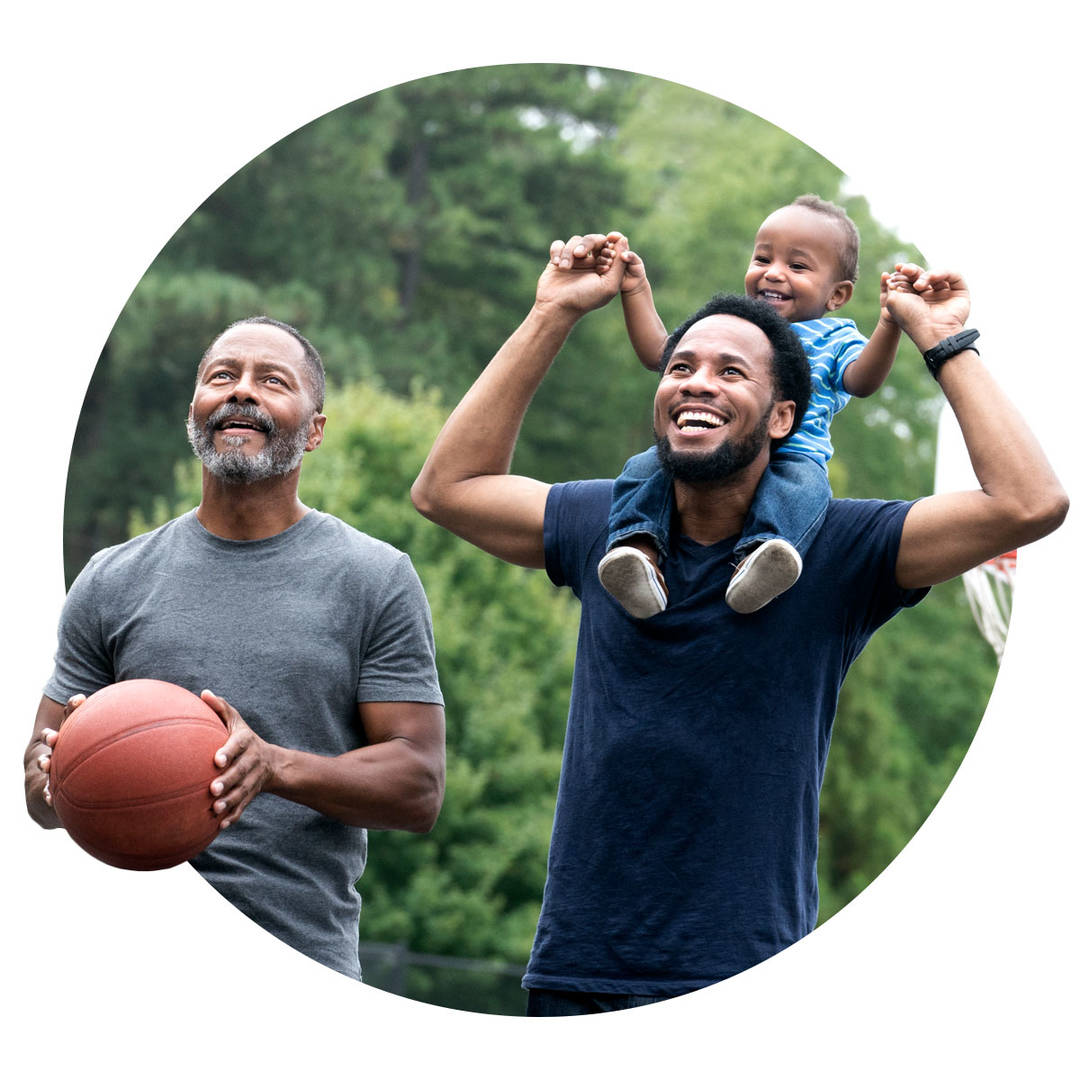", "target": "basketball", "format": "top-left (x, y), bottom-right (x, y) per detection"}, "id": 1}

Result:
top-left (49, 679), bottom-right (228, 871)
